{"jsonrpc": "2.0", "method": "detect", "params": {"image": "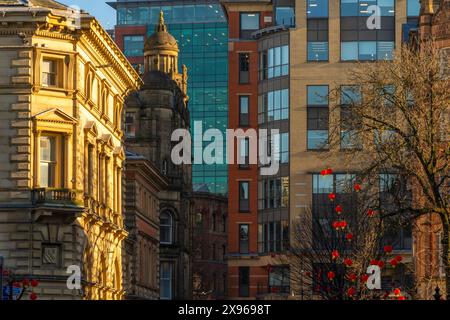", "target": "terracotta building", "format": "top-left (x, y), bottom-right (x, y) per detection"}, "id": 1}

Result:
top-left (122, 152), bottom-right (168, 300)
top-left (413, 0), bottom-right (449, 300)
top-left (123, 12), bottom-right (193, 300)
top-left (0, 0), bottom-right (140, 299)
top-left (192, 192), bottom-right (228, 300)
